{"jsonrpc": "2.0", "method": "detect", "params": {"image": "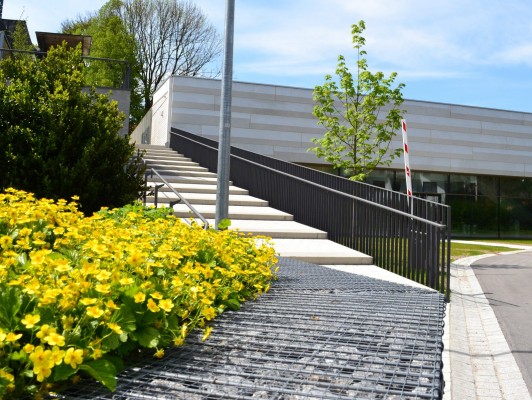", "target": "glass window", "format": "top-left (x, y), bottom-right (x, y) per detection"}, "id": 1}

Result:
top-left (449, 174), bottom-right (477, 195)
